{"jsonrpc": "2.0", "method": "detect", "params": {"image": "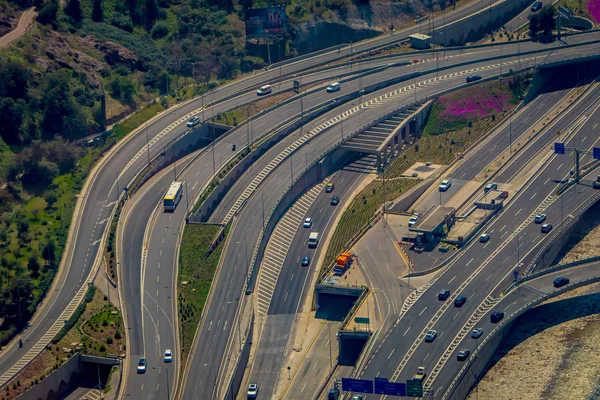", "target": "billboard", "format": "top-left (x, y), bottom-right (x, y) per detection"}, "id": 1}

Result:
top-left (246, 6), bottom-right (287, 38)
